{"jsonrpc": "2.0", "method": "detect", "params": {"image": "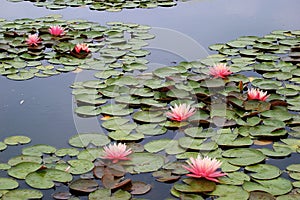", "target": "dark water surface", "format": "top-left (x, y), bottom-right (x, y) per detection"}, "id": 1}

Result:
top-left (1, 0), bottom-right (300, 199)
